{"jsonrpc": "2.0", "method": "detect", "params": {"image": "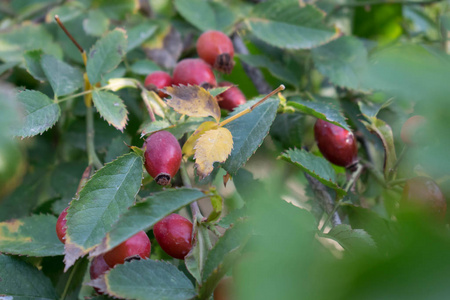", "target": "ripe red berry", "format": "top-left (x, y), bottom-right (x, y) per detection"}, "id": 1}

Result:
top-left (314, 119), bottom-right (358, 169)
top-left (144, 71), bottom-right (172, 98)
top-left (217, 82), bottom-right (246, 111)
top-left (172, 58), bottom-right (217, 88)
top-left (103, 231), bottom-right (151, 268)
top-left (56, 207), bottom-right (69, 244)
top-left (143, 131), bottom-right (182, 186)
top-left (197, 30), bottom-right (235, 73)
top-left (90, 255), bottom-right (110, 294)
top-left (400, 115), bottom-right (426, 146)
top-left (402, 177), bottom-right (446, 219)
top-left (153, 214), bottom-right (193, 260)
